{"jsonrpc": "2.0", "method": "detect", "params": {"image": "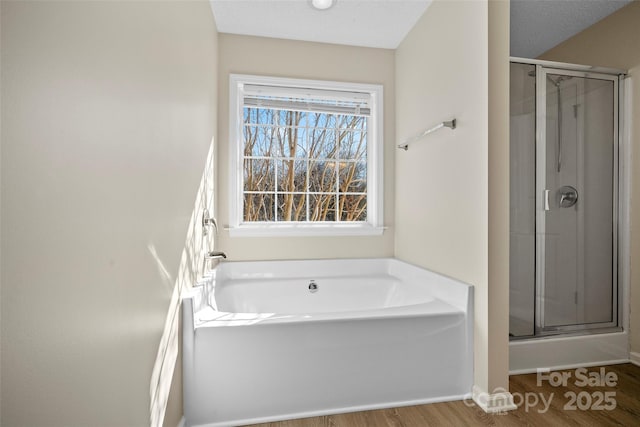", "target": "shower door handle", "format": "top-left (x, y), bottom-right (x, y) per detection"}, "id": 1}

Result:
top-left (544, 189), bottom-right (550, 211)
